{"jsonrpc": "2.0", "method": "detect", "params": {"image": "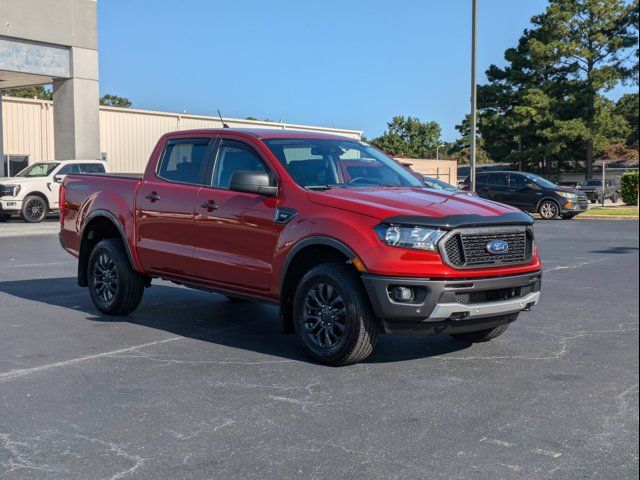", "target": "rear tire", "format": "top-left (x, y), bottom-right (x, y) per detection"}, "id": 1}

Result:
top-left (21, 195), bottom-right (48, 223)
top-left (450, 313), bottom-right (517, 342)
top-left (88, 238), bottom-right (145, 315)
top-left (612, 192), bottom-right (618, 203)
top-left (293, 263), bottom-right (378, 366)
top-left (538, 200), bottom-right (559, 220)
